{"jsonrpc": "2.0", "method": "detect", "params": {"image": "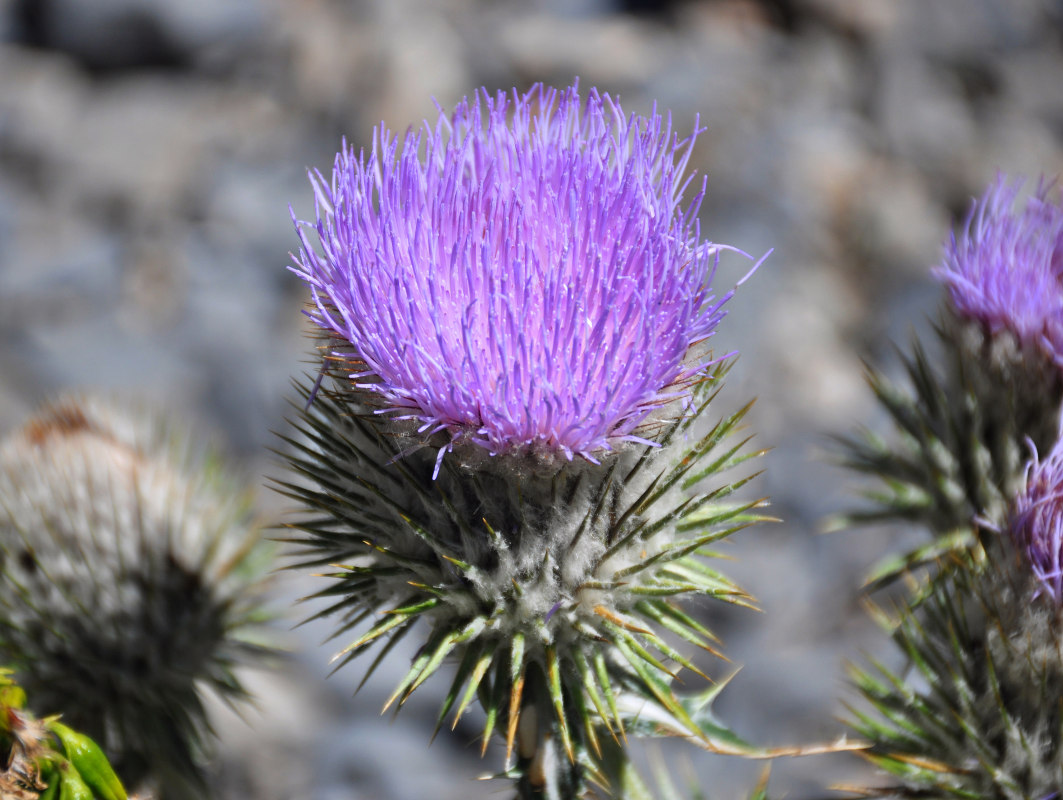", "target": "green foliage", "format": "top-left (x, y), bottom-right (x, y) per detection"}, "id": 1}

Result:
top-left (280, 357), bottom-right (770, 797)
top-left (0, 669), bottom-right (128, 800)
